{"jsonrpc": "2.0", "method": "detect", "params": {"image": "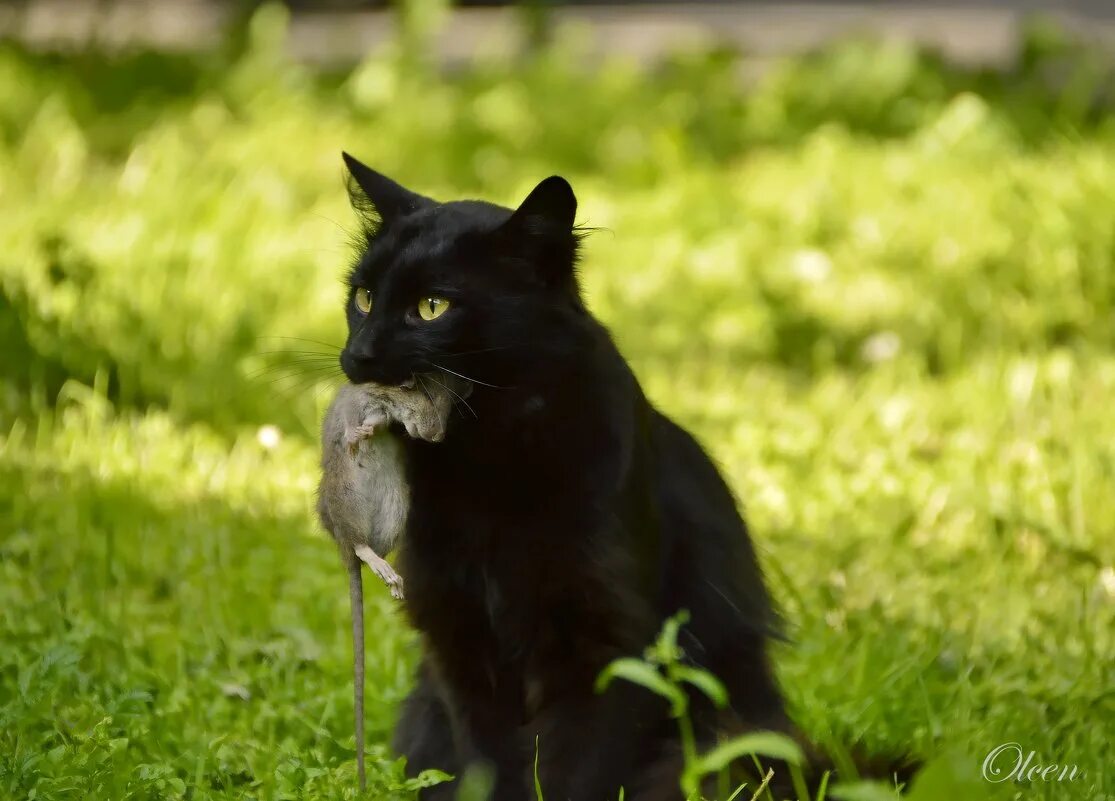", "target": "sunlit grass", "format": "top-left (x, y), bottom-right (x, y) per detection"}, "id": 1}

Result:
top-left (1, 9), bottom-right (1113, 800)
